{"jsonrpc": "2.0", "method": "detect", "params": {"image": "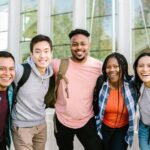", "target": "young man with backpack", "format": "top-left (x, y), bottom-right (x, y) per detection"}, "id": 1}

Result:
top-left (52, 29), bottom-right (103, 150)
top-left (11, 34), bottom-right (53, 150)
top-left (0, 51), bottom-right (15, 150)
